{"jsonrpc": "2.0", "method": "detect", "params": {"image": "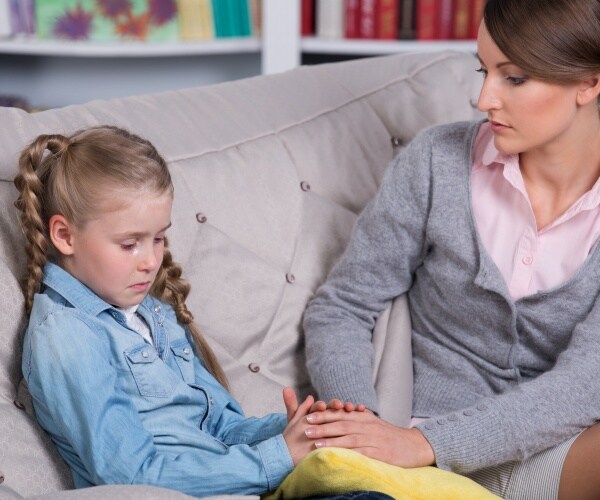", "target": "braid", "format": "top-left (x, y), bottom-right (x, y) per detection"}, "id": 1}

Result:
top-left (151, 238), bottom-right (230, 391)
top-left (14, 134), bottom-right (70, 315)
